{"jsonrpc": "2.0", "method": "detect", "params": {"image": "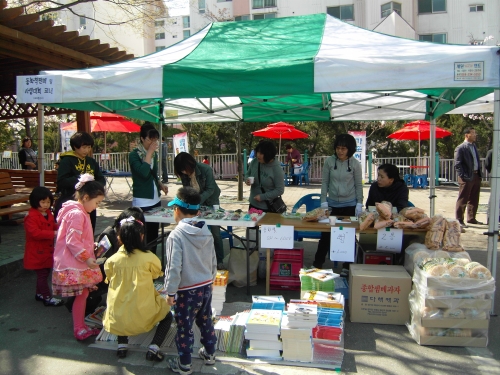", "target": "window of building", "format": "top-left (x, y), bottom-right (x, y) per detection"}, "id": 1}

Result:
top-left (183, 30), bottom-right (191, 39)
top-left (235, 15), bottom-right (251, 21)
top-left (327, 5), bottom-right (354, 21)
top-left (79, 16), bottom-right (86, 26)
top-left (199, 0), bottom-right (205, 13)
top-left (418, 0), bottom-right (446, 14)
top-left (469, 4), bottom-right (484, 12)
top-left (381, 2), bottom-right (402, 17)
top-left (253, 13), bottom-right (276, 20)
top-left (155, 33), bottom-right (165, 40)
top-left (419, 33), bottom-right (446, 43)
top-left (155, 20), bottom-right (165, 27)
top-left (173, 35), bottom-right (177, 38)
top-left (156, 46), bottom-right (166, 52)
top-left (218, 0), bottom-right (232, 2)
top-left (252, 0), bottom-right (277, 9)
top-left (183, 16), bottom-right (190, 28)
